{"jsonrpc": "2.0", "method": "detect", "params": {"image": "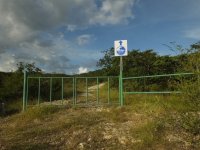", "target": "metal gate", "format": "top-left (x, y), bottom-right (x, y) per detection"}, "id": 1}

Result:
top-left (22, 72), bottom-right (120, 111)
